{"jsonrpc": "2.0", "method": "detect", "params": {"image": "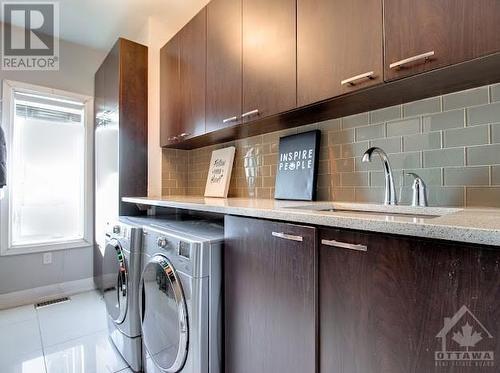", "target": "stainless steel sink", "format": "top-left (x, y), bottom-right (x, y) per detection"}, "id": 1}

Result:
top-left (283, 204), bottom-right (459, 220)
top-left (316, 208), bottom-right (439, 219)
